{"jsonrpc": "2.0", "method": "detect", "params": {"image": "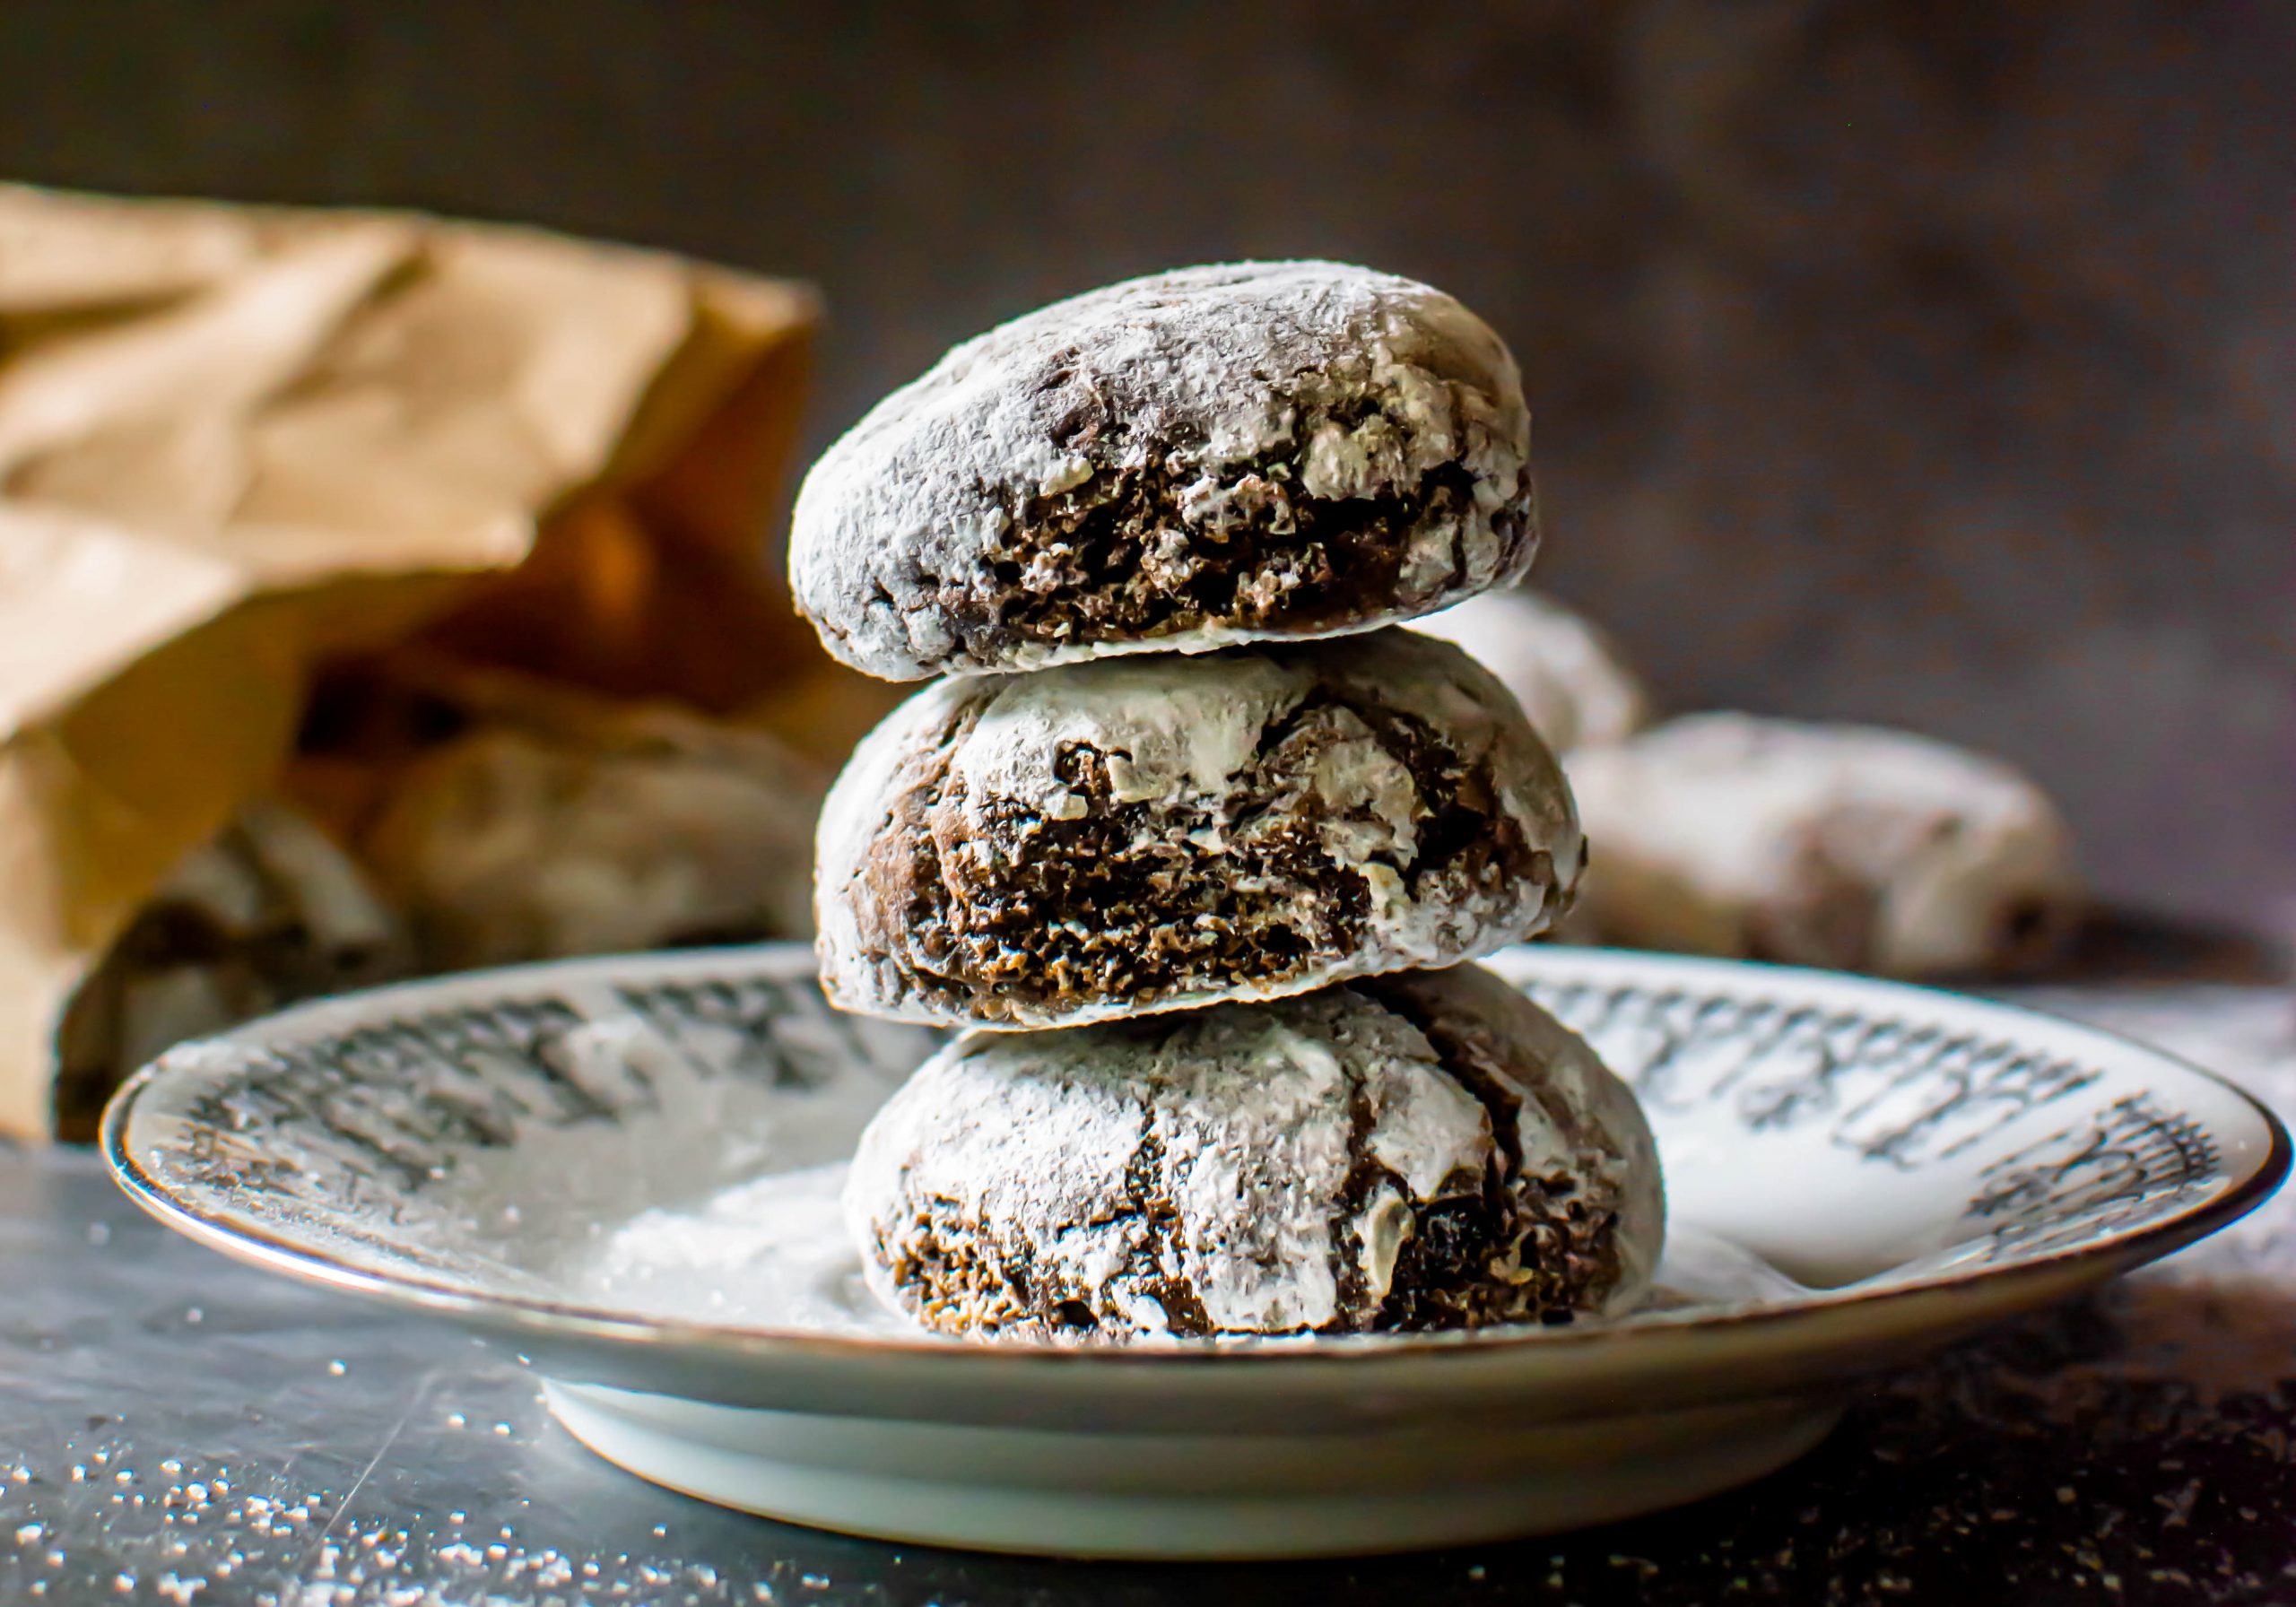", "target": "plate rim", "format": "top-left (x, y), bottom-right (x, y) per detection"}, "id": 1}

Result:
top-left (101, 943), bottom-right (2292, 1377)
